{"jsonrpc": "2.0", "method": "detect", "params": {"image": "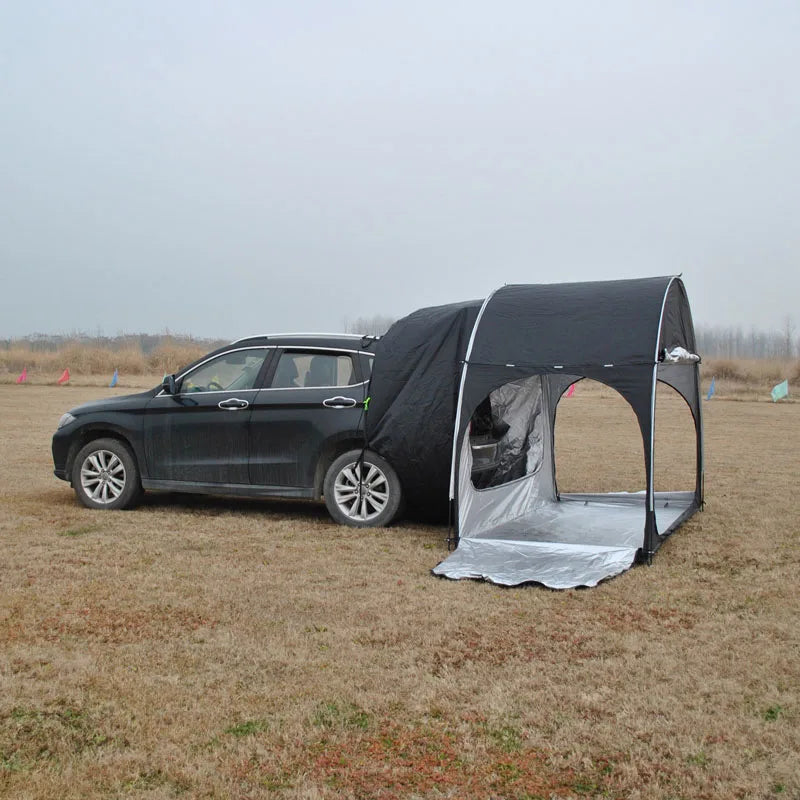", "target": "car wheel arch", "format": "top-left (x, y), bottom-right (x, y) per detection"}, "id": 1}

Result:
top-left (71, 437), bottom-right (143, 510)
top-left (66, 428), bottom-right (140, 483)
top-left (313, 437), bottom-right (369, 499)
